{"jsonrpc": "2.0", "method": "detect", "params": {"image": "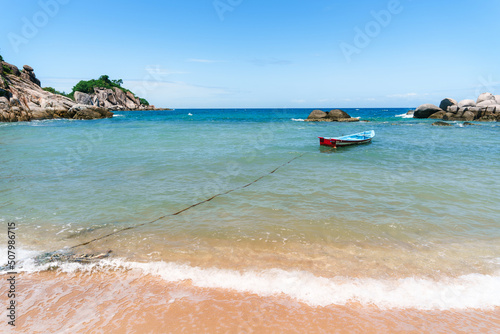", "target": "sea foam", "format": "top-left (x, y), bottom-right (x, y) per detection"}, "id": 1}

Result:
top-left (5, 257), bottom-right (500, 311)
